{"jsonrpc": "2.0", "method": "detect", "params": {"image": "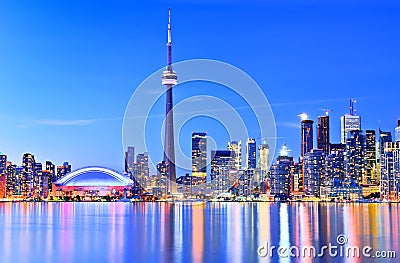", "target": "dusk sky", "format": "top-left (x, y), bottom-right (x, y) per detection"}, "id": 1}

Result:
top-left (0, 0), bottom-right (399, 173)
